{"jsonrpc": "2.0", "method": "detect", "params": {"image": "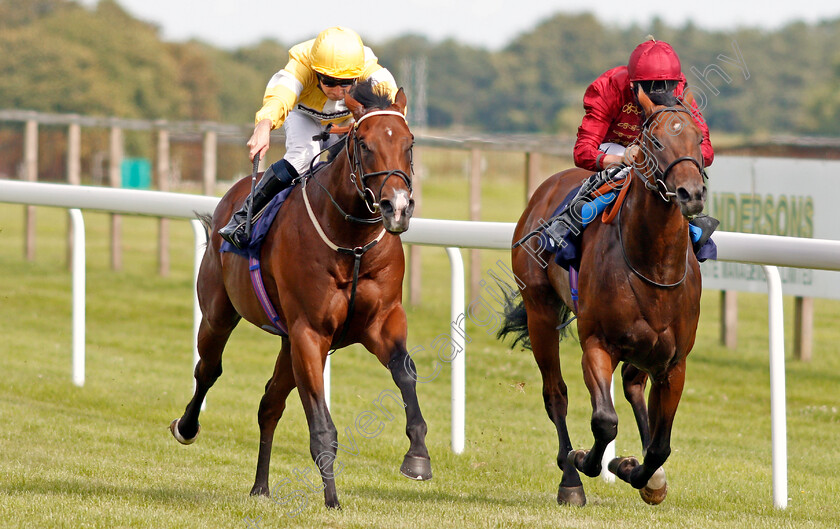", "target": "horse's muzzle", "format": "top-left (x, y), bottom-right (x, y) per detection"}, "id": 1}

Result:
top-left (380, 191), bottom-right (415, 234)
top-left (676, 183), bottom-right (706, 217)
